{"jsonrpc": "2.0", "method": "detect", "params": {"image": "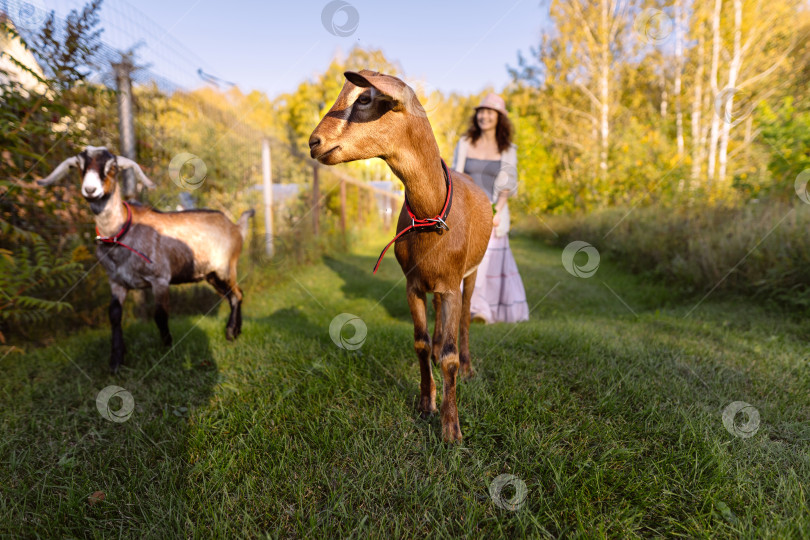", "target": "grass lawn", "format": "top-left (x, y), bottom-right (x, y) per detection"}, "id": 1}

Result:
top-left (1, 234), bottom-right (809, 538)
